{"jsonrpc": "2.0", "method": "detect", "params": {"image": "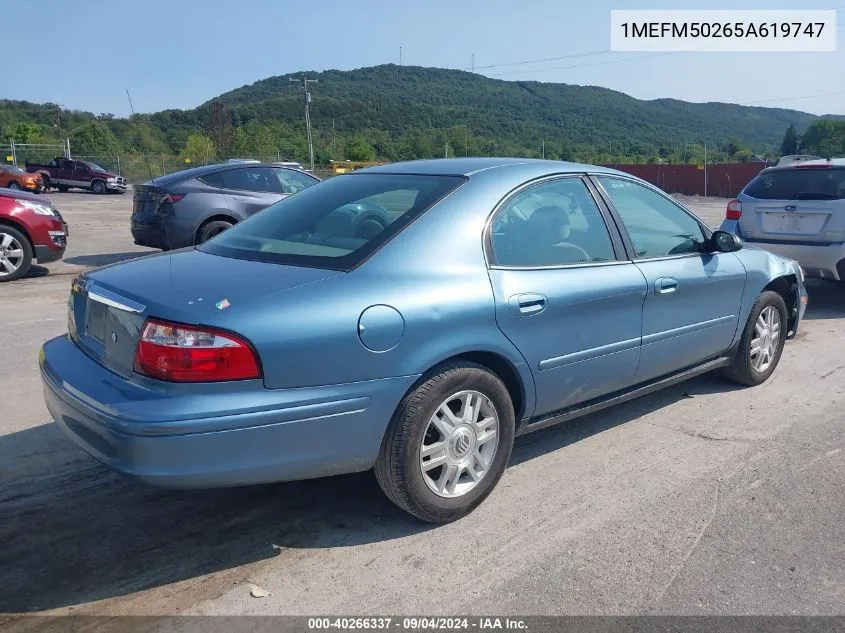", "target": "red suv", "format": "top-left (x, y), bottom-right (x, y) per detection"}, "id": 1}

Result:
top-left (0, 189), bottom-right (67, 281)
